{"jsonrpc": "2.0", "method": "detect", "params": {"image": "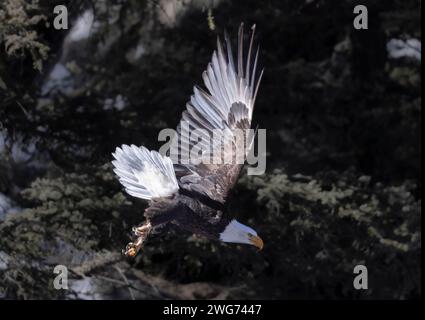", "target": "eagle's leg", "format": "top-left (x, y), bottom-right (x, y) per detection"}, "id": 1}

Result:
top-left (124, 221), bottom-right (152, 257)
top-left (132, 222), bottom-right (152, 237)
